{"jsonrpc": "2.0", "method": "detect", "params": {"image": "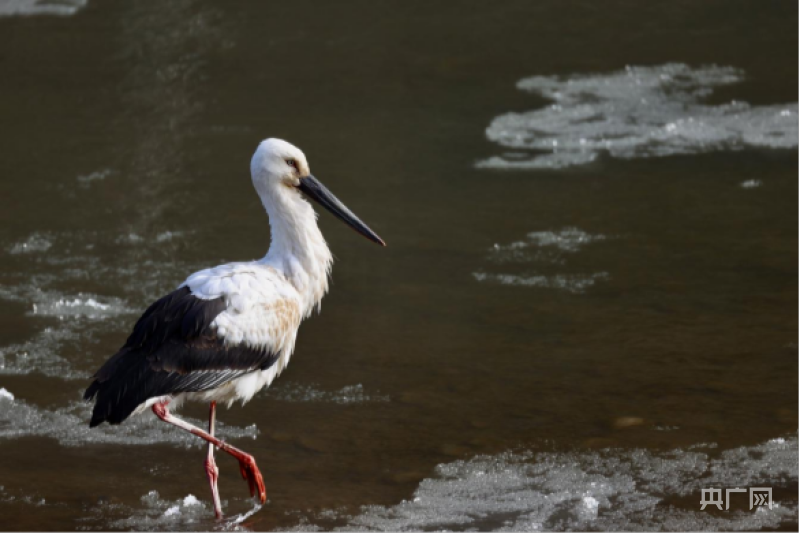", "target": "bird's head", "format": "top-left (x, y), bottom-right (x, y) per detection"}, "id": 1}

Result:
top-left (251, 138), bottom-right (386, 246)
top-left (250, 138), bottom-right (311, 189)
